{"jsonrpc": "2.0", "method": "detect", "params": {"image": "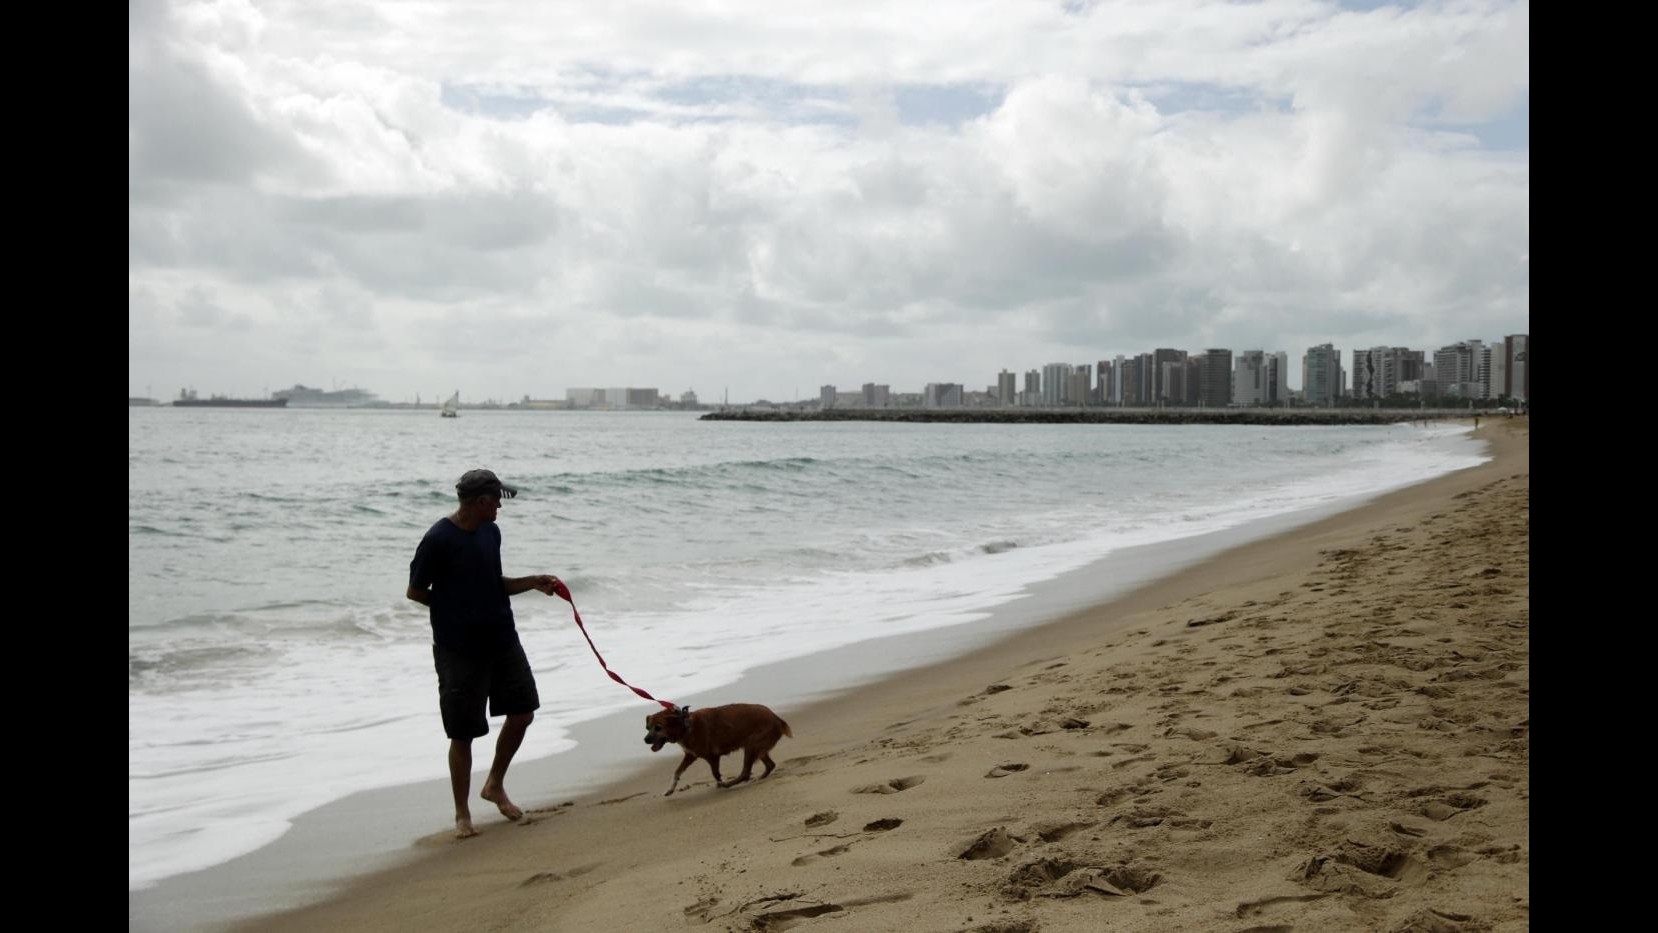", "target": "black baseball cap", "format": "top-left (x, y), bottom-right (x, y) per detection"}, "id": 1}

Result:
top-left (456, 469), bottom-right (518, 499)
